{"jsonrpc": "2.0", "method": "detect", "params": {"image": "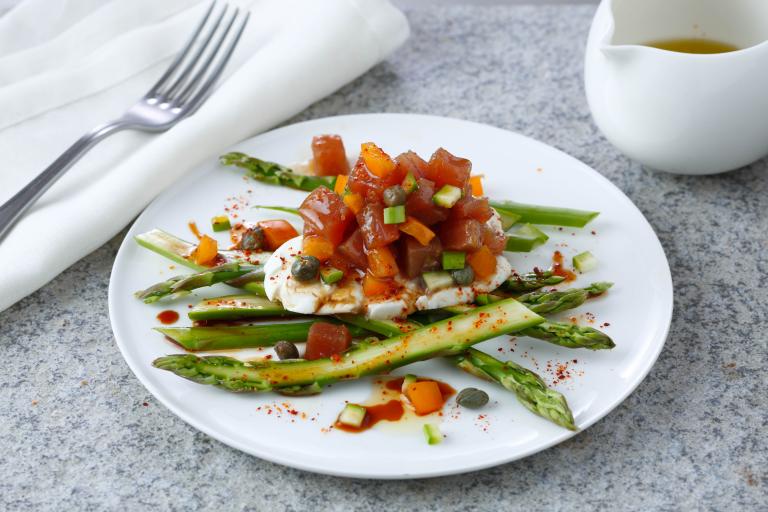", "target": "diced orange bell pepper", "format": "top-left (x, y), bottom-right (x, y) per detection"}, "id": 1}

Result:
top-left (333, 174), bottom-right (348, 195)
top-left (467, 245), bottom-right (497, 279)
top-left (192, 235), bottom-right (218, 265)
top-left (366, 246), bottom-right (399, 278)
top-left (259, 220), bottom-right (299, 251)
top-left (303, 235), bottom-right (334, 261)
top-left (469, 175), bottom-right (484, 197)
top-left (406, 381), bottom-right (445, 415)
top-left (398, 216), bottom-right (435, 246)
top-left (343, 192), bottom-right (364, 214)
top-left (360, 142), bottom-right (396, 178)
top-left (362, 274), bottom-right (394, 297)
